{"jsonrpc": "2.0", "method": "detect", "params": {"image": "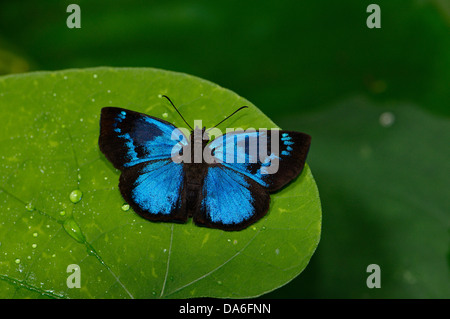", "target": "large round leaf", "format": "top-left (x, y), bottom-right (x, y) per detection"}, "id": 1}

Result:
top-left (0, 67), bottom-right (321, 298)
